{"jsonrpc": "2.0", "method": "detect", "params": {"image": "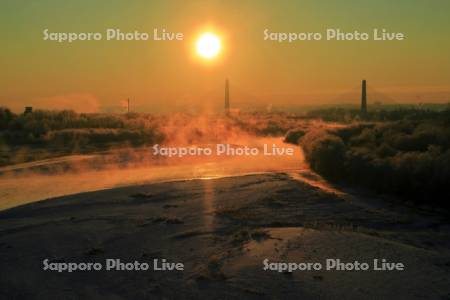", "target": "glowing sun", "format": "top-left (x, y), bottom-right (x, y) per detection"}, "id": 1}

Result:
top-left (196, 33), bottom-right (221, 59)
